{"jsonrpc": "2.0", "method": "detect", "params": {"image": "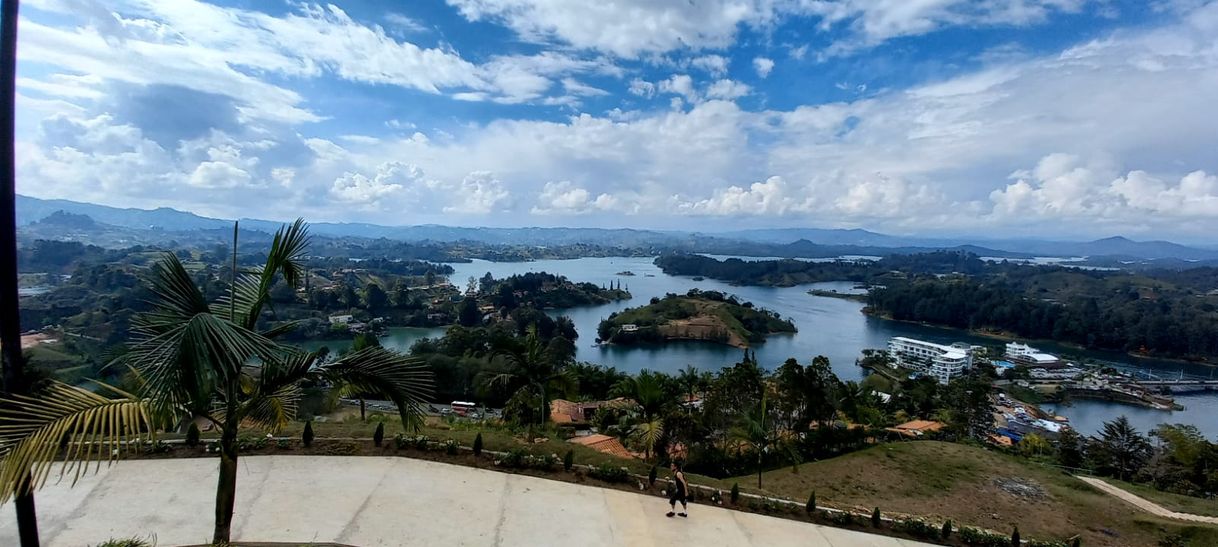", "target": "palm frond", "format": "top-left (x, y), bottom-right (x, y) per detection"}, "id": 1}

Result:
top-left (126, 309), bottom-right (282, 421)
top-left (0, 382), bottom-right (151, 503)
top-left (220, 219), bottom-right (310, 331)
top-left (319, 347), bottom-right (433, 430)
top-left (241, 384), bottom-right (300, 433)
